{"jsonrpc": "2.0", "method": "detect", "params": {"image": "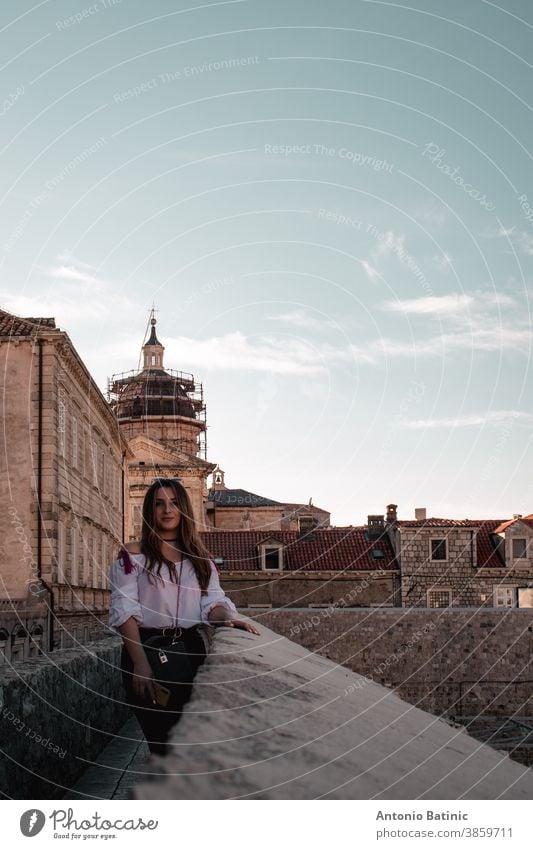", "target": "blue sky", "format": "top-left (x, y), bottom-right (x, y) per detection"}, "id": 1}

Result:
top-left (1, 0), bottom-right (532, 525)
